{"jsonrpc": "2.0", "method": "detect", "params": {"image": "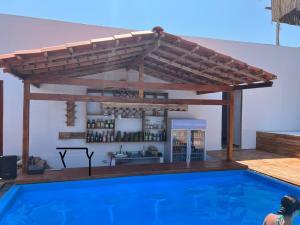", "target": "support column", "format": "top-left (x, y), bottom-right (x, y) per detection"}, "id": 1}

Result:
top-left (22, 80), bottom-right (30, 175)
top-left (138, 60), bottom-right (144, 98)
top-left (0, 81), bottom-right (3, 156)
top-left (227, 91), bottom-right (234, 161)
